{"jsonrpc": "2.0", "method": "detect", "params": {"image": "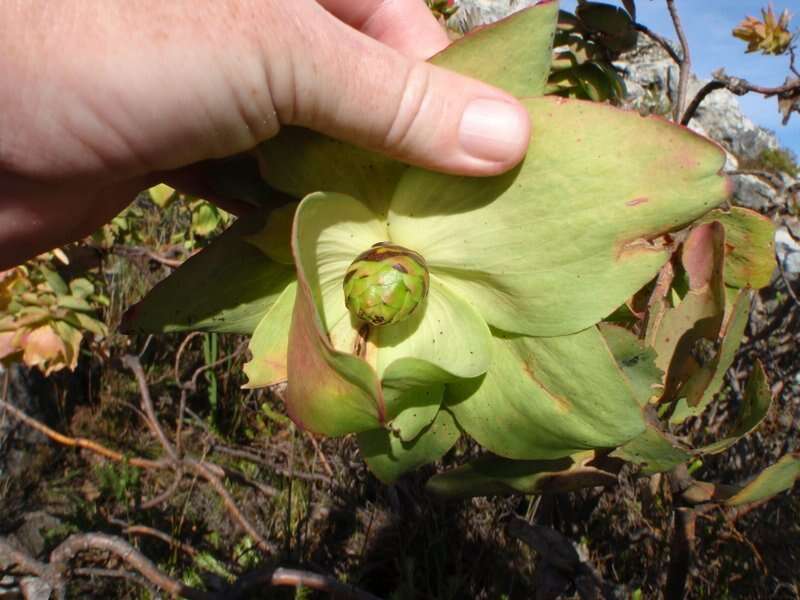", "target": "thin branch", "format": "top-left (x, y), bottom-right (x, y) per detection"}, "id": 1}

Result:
top-left (140, 469), bottom-right (184, 509)
top-left (48, 533), bottom-right (208, 600)
top-left (183, 457), bottom-right (277, 555)
top-left (681, 80), bottom-right (726, 125)
top-left (120, 524), bottom-right (198, 557)
top-left (634, 22), bottom-right (681, 64)
top-left (73, 567), bottom-right (161, 597)
top-left (789, 45), bottom-right (800, 78)
top-left (0, 397), bottom-right (165, 470)
top-left (666, 0), bottom-right (691, 122)
top-left (0, 537), bottom-right (49, 579)
top-left (111, 244), bottom-right (186, 268)
top-left (2, 533), bottom-right (381, 600)
top-left (174, 332), bottom-right (204, 387)
top-left (122, 355), bottom-right (178, 461)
